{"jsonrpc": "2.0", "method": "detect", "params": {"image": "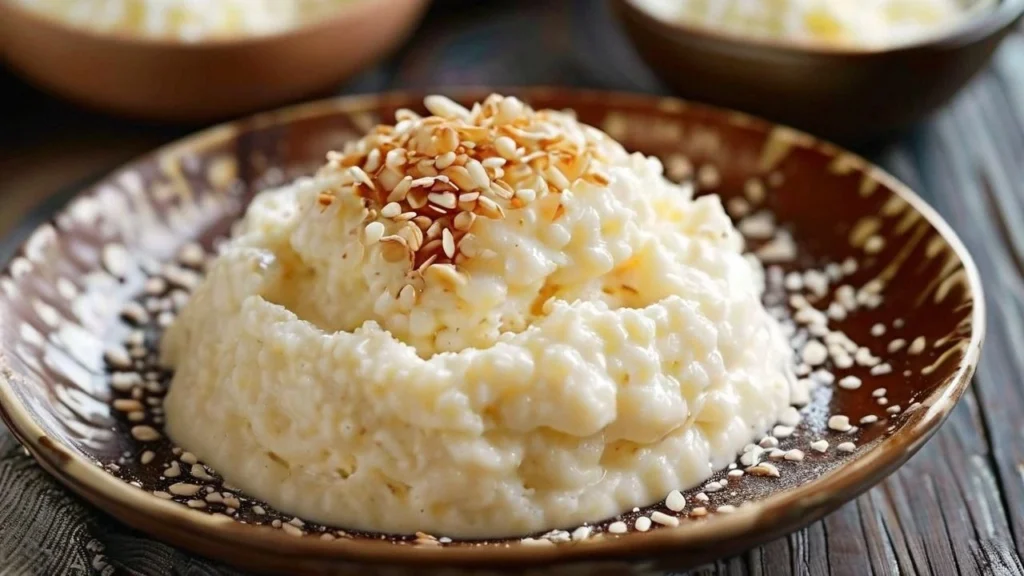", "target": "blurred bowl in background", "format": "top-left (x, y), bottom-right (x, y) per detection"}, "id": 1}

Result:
top-left (612, 0), bottom-right (1024, 145)
top-left (0, 0), bottom-right (430, 122)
